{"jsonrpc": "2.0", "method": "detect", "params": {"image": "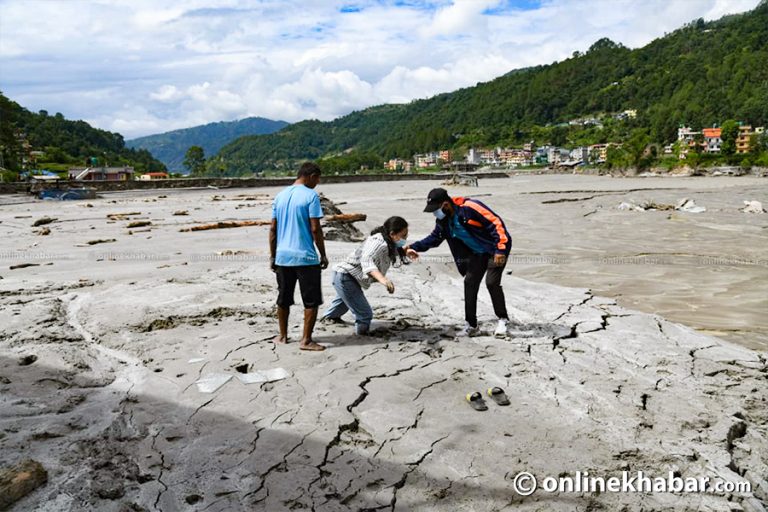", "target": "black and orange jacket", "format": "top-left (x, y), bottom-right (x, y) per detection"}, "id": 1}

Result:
top-left (410, 196), bottom-right (511, 275)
